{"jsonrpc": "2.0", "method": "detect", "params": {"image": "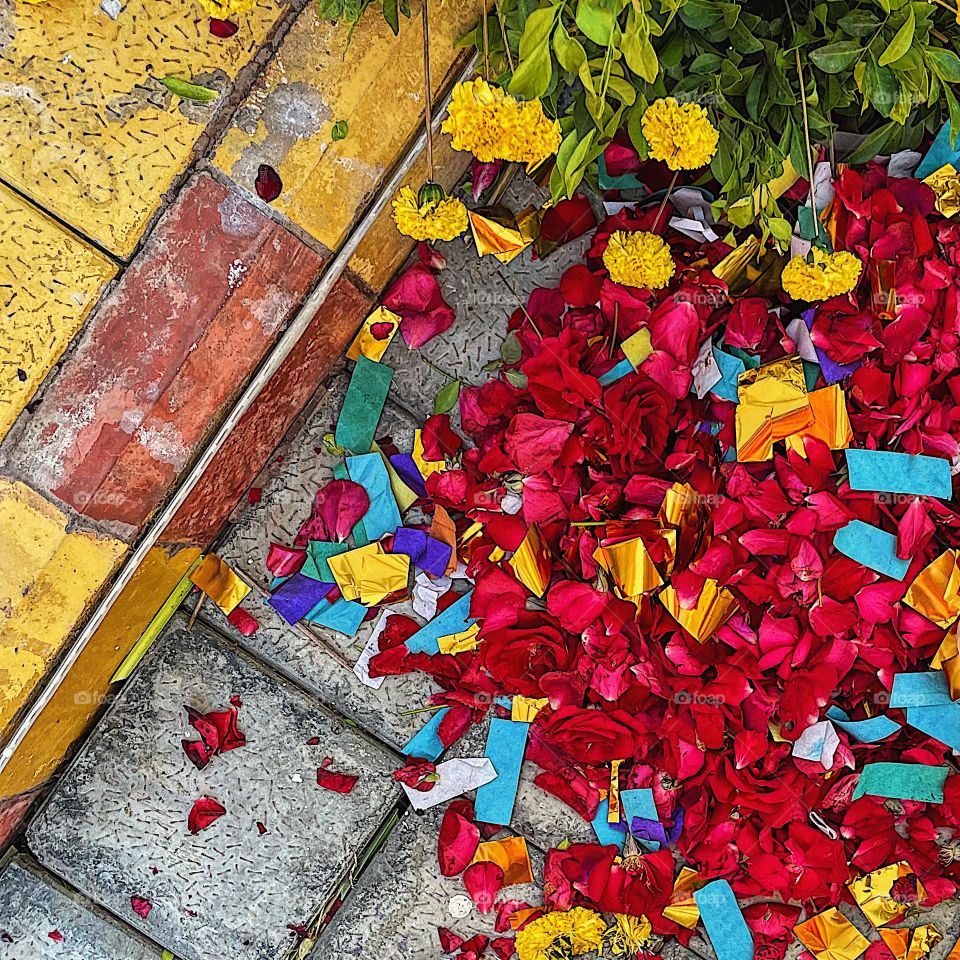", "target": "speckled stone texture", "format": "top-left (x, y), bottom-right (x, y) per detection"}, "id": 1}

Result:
top-left (317, 805), bottom-right (543, 960)
top-left (0, 853), bottom-right (161, 960)
top-left (27, 616), bottom-right (401, 960)
top-left (202, 365), bottom-right (442, 751)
